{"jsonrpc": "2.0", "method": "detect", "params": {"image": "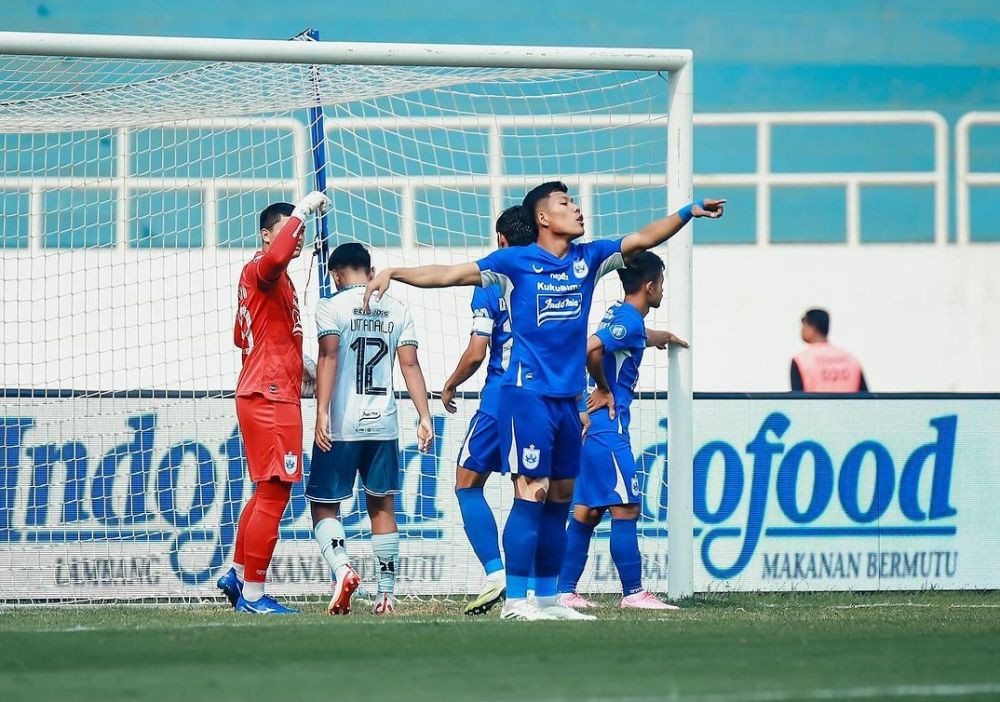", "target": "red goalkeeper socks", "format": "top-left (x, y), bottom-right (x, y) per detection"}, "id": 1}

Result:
top-left (241, 479), bottom-right (292, 585)
top-left (233, 491), bottom-right (259, 575)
